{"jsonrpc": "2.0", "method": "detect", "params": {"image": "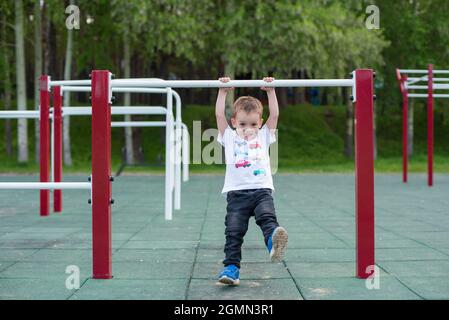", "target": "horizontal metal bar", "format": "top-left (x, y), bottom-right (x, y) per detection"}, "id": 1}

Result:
top-left (61, 86), bottom-right (91, 93)
top-left (0, 111), bottom-right (40, 119)
top-left (111, 121), bottom-right (167, 128)
top-left (399, 69), bottom-right (449, 74)
top-left (62, 106), bottom-right (167, 116)
top-left (408, 93), bottom-right (449, 98)
top-left (112, 87), bottom-right (168, 94)
top-left (50, 80), bottom-right (91, 87)
top-left (111, 79), bottom-right (354, 88)
top-left (0, 182), bottom-right (92, 190)
top-left (407, 77), bottom-right (449, 82)
top-left (406, 84), bottom-right (449, 90)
